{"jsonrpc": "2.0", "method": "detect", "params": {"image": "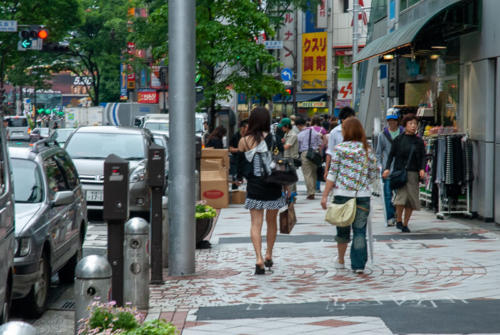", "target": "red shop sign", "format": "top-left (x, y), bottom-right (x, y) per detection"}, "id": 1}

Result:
top-left (137, 91), bottom-right (159, 104)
